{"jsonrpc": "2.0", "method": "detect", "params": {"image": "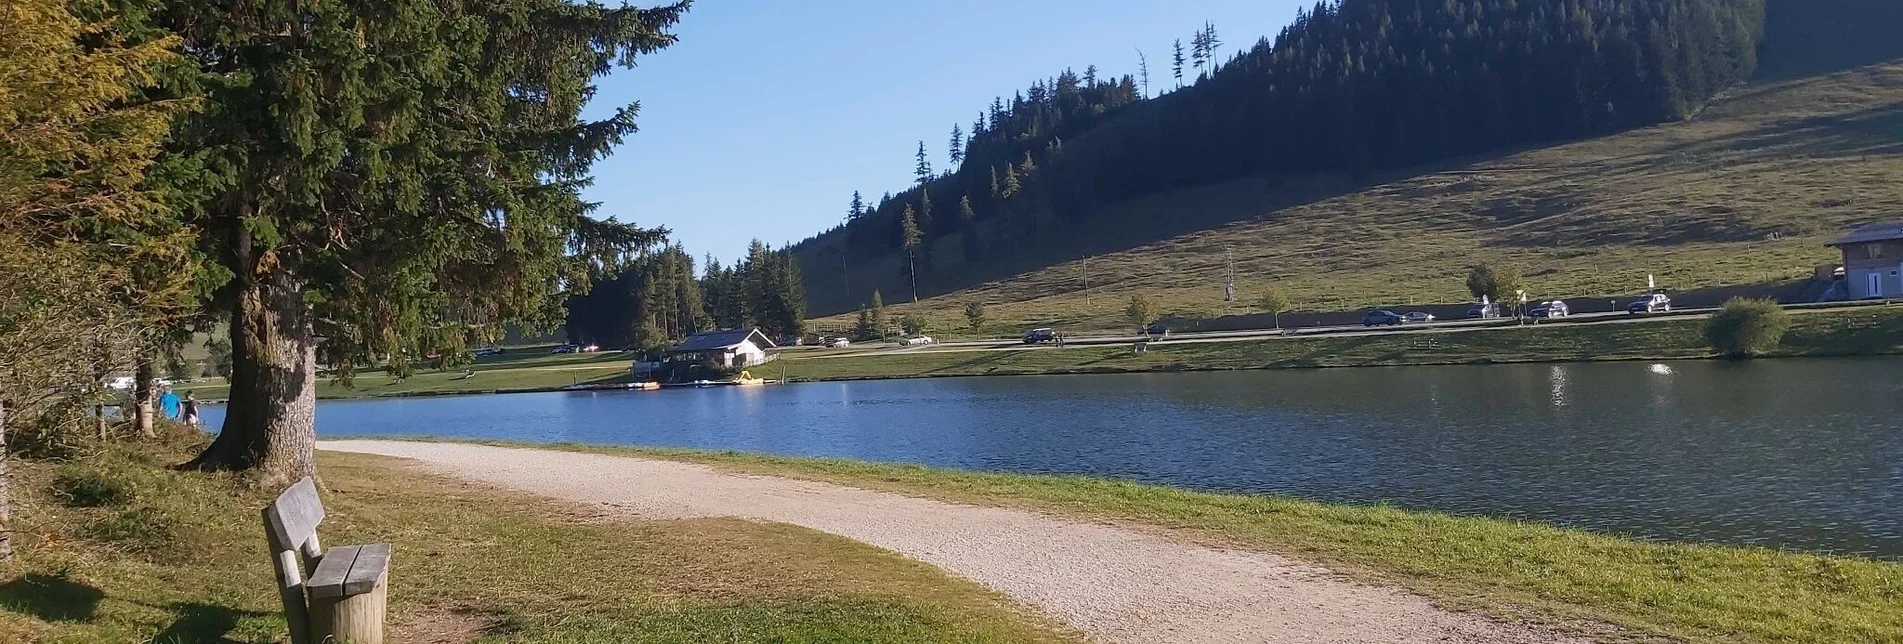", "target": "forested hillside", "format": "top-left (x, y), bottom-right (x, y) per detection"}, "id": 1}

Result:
top-left (807, 60), bottom-right (1903, 335)
top-left (797, 0), bottom-right (1771, 315)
